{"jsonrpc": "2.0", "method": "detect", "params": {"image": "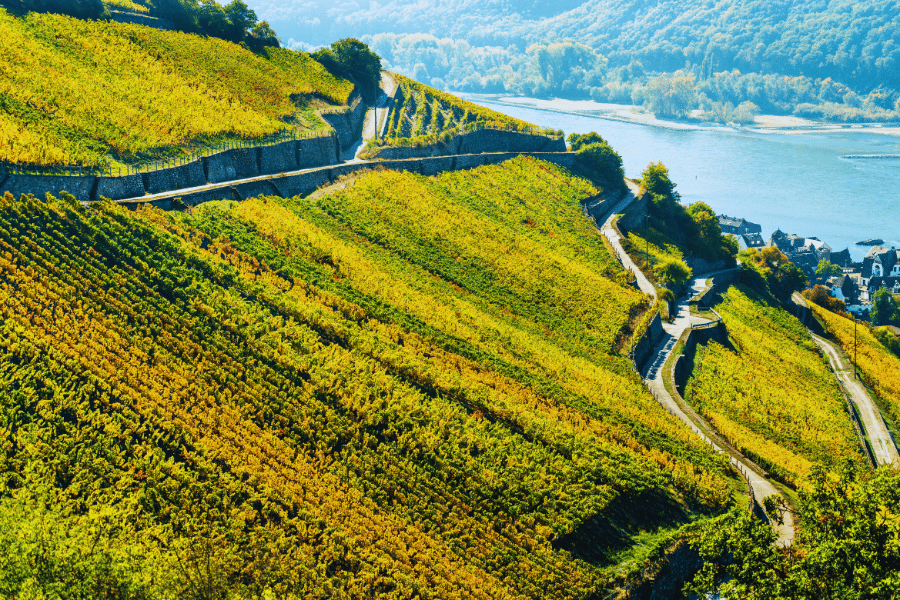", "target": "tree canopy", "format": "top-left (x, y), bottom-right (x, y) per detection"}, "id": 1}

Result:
top-left (815, 259), bottom-right (843, 279)
top-left (312, 38), bottom-right (382, 98)
top-left (573, 135), bottom-right (624, 192)
top-left (740, 246), bottom-right (807, 302)
top-left (688, 462), bottom-right (900, 599)
top-left (871, 287), bottom-right (900, 327)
